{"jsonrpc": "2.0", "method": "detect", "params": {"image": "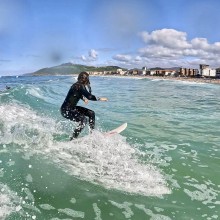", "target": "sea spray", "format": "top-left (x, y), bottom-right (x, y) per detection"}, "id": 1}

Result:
top-left (0, 103), bottom-right (170, 197)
